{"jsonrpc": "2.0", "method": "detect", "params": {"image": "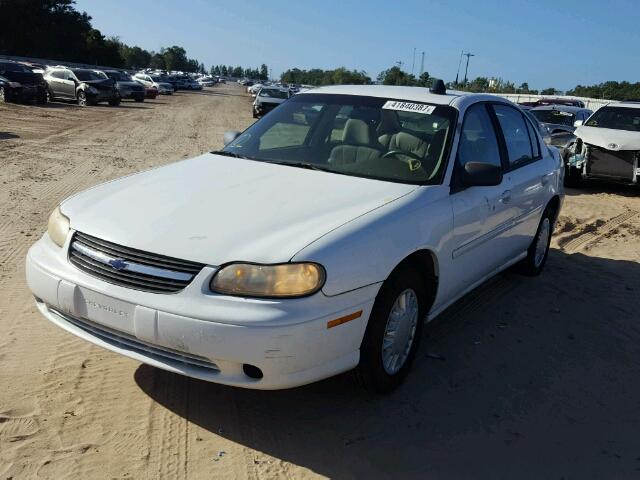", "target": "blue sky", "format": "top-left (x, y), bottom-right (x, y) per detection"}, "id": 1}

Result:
top-left (75, 0), bottom-right (639, 90)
